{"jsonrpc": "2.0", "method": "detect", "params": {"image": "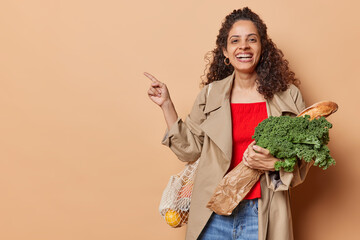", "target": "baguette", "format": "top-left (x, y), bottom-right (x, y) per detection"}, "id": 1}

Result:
top-left (297, 101), bottom-right (338, 120)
